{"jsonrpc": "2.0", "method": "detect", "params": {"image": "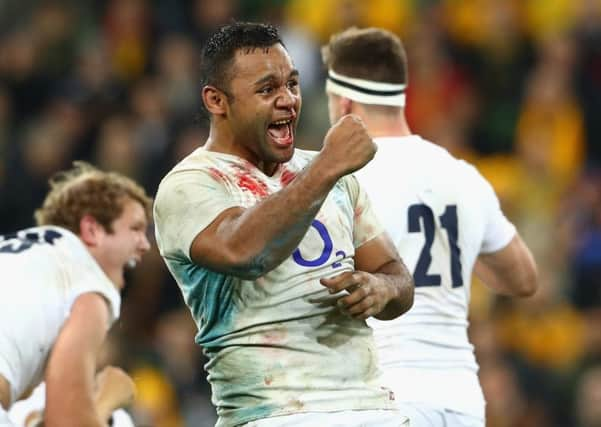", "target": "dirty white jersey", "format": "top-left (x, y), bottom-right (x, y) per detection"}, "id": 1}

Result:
top-left (358, 136), bottom-right (516, 418)
top-left (0, 226), bottom-right (120, 407)
top-left (154, 148), bottom-right (397, 427)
